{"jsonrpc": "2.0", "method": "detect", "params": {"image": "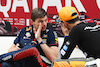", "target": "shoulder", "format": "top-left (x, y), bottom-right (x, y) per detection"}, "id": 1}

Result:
top-left (72, 22), bottom-right (96, 33)
top-left (46, 28), bottom-right (55, 34)
top-left (75, 22), bottom-right (96, 29)
top-left (72, 22), bottom-right (87, 31)
top-left (70, 22), bottom-right (86, 35)
top-left (21, 26), bottom-right (32, 32)
top-left (17, 26), bottom-right (32, 36)
top-left (46, 28), bottom-right (58, 37)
